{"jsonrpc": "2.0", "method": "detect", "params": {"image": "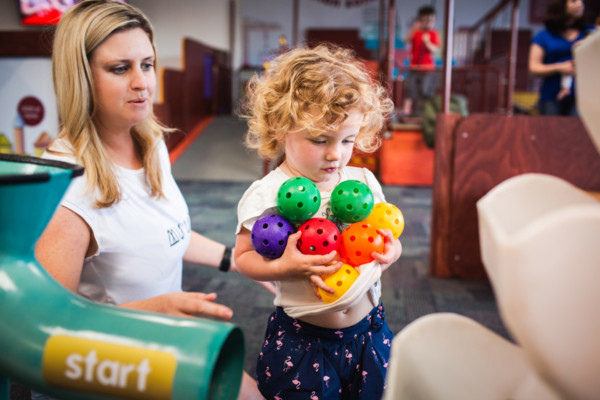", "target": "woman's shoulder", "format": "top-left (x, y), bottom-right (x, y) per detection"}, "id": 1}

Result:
top-left (532, 29), bottom-right (552, 44)
top-left (42, 138), bottom-right (76, 164)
